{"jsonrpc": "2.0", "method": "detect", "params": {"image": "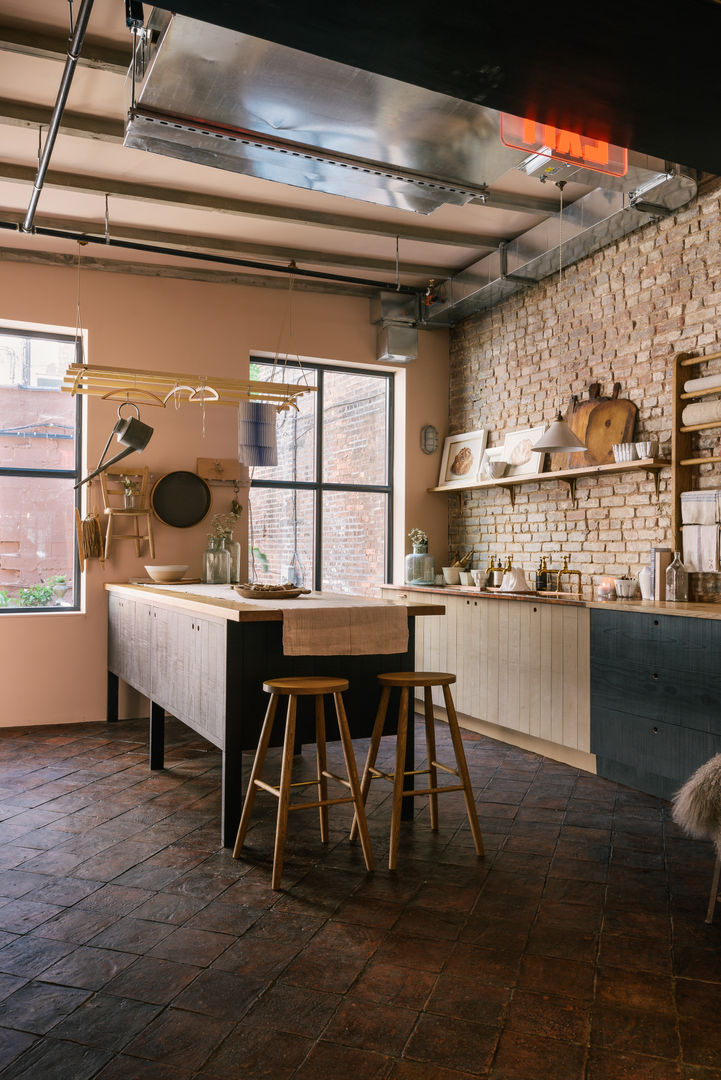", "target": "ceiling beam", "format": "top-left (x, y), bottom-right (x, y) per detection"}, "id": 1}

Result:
top-left (0, 243), bottom-right (378, 296)
top-left (0, 99), bottom-right (124, 143)
top-left (0, 161), bottom-right (500, 250)
top-left (0, 211), bottom-right (451, 279)
top-left (0, 23), bottom-right (129, 75)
